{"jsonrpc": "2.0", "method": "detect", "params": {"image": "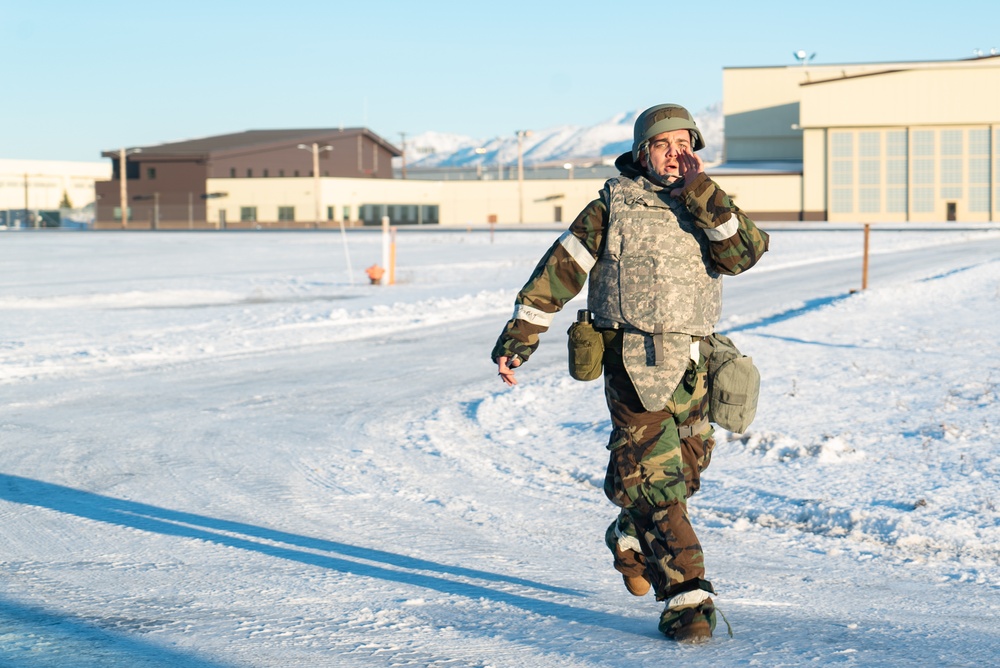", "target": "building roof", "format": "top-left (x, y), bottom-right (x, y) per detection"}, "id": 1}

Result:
top-left (102, 128), bottom-right (401, 160)
top-left (725, 53), bottom-right (1000, 71)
